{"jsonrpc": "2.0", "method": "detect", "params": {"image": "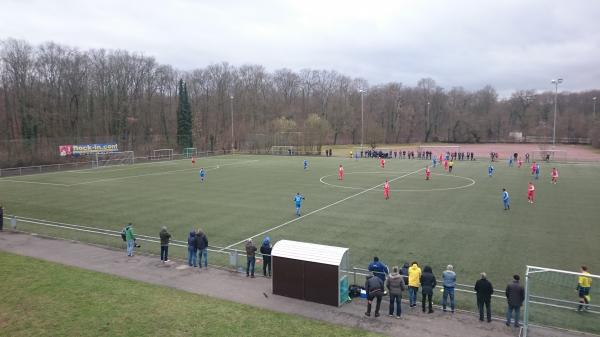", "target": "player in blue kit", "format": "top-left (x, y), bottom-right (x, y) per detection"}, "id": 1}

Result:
top-left (303, 159), bottom-right (308, 170)
top-left (294, 192), bottom-right (305, 216)
top-left (488, 164), bottom-right (495, 177)
top-left (199, 168), bottom-right (206, 182)
top-left (502, 188), bottom-right (510, 210)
